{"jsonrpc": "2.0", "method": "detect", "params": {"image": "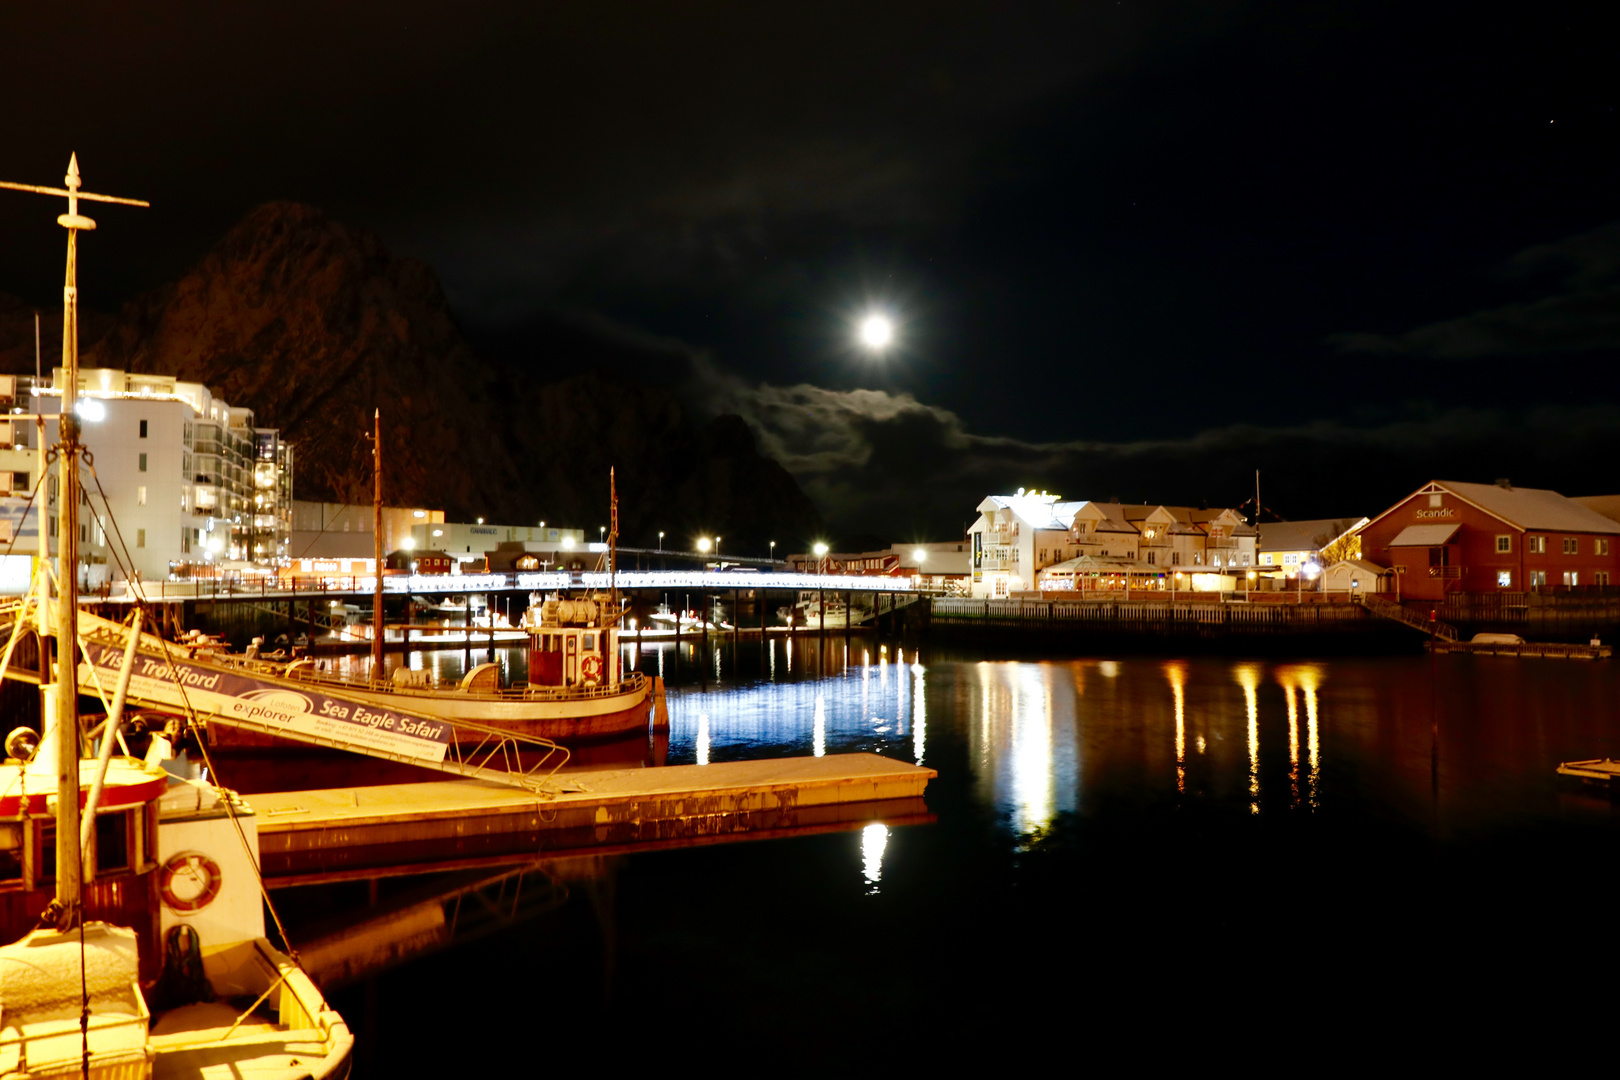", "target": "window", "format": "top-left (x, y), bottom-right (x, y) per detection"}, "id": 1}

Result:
top-left (1529, 569), bottom-right (1546, 588)
top-left (1171, 551), bottom-right (1181, 565)
top-left (1496, 535), bottom-right (1512, 553)
top-left (1147, 551), bottom-right (1156, 565)
top-left (1527, 536), bottom-right (1545, 554)
top-left (1563, 537), bottom-right (1578, 555)
top-left (10, 471), bottom-right (27, 493)
top-left (1598, 572), bottom-right (1611, 587)
top-left (1598, 539), bottom-right (1611, 556)
top-left (138, 420), bottom-right (148, 438)
top-left (1497, 570), bottom-right (1512, 588)
top-left (138, 453), bottom-right (147, 472)
top-left (1262, 553), bottom-right (1274, 565)
top-left (136, 486), bottom-right (146, 506)
top-left (1428, 493), bottom-right (1442, 508)
top-left (1242, 553), bottom-right (1251, 565)
top-left (1564, 571), bottom-right (1579, 587)
top-left (136, 529), bottom-right (145, 549)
